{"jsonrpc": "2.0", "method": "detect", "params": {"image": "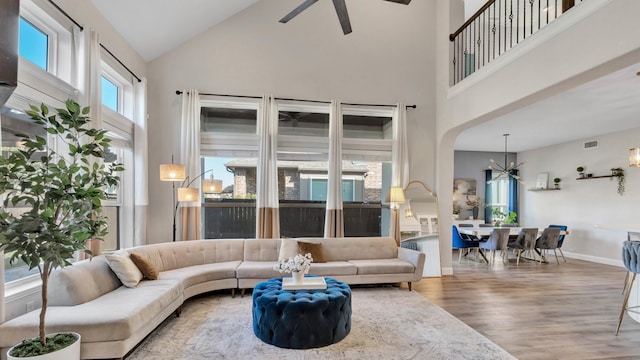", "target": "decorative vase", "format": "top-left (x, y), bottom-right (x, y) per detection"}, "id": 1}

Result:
top-left (7, 332), bottom-right (81, 360)
top-left (472, 207), bottom-right (479, 219)
top-left (291, 271), bottom-right (304, 284)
